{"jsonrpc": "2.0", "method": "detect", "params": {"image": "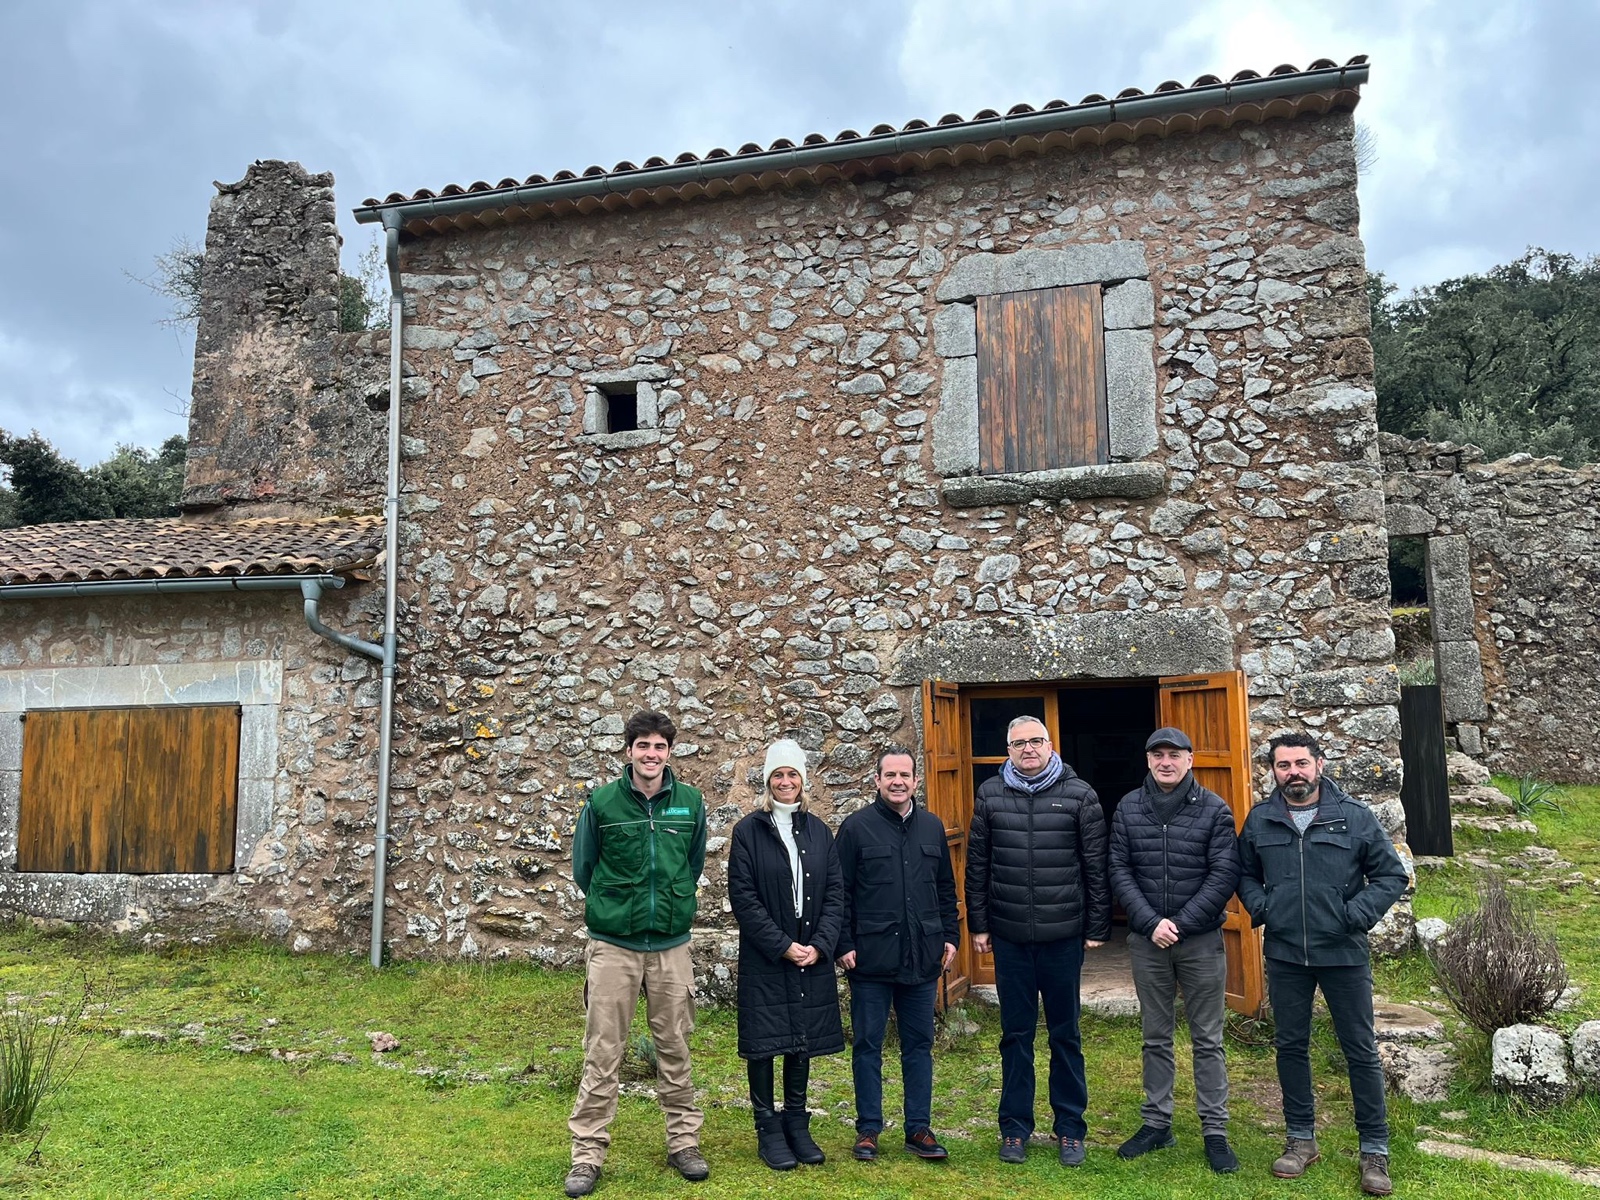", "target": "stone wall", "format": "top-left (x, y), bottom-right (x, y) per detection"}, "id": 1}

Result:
top-left (1382, 434), bottom-right (1600, 780)
top-left (184, 160), bottom-right (387, 517)
top-left (0, 588), bottom-right (384, 947)
top-left (372, 110), bottom-right (1404, 962)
